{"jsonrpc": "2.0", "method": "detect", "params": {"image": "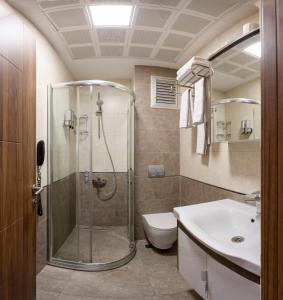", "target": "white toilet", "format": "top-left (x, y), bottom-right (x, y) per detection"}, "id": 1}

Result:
top-left (142, 212), bottom-right (177, 250)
